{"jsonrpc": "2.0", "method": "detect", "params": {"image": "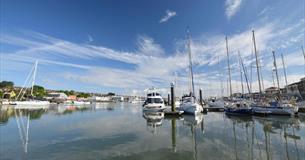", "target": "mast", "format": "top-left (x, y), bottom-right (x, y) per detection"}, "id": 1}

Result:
top-left (31, 60), bottom-right (38, 96)
top-left (218, 56), bottom-right (224, 97)
top-left (225, 36), bottom-right (232, 97)
top-left (238, 51), bottom-right (244, 95)
top-left (281, 54), bottom-right (288, 86)
top-left (272, 51), bottom-right (281, 91)
top-left (252, 30), bottom-right (262, 94)
top-left (271, 69), bottom-right (276, 87)
top-left (301, 46), bottom-right (305, 72)
top-left (238, 52), bottom-right (251, 94)
top-left (187, 29), bottom-right (195, 97)
top-left (250, 49), bottom-right (254, 93)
